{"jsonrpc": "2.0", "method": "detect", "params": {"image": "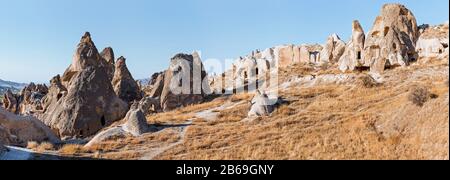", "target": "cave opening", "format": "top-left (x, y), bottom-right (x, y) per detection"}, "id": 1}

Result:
top-left (101, 115), bottom-right (106, 126)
